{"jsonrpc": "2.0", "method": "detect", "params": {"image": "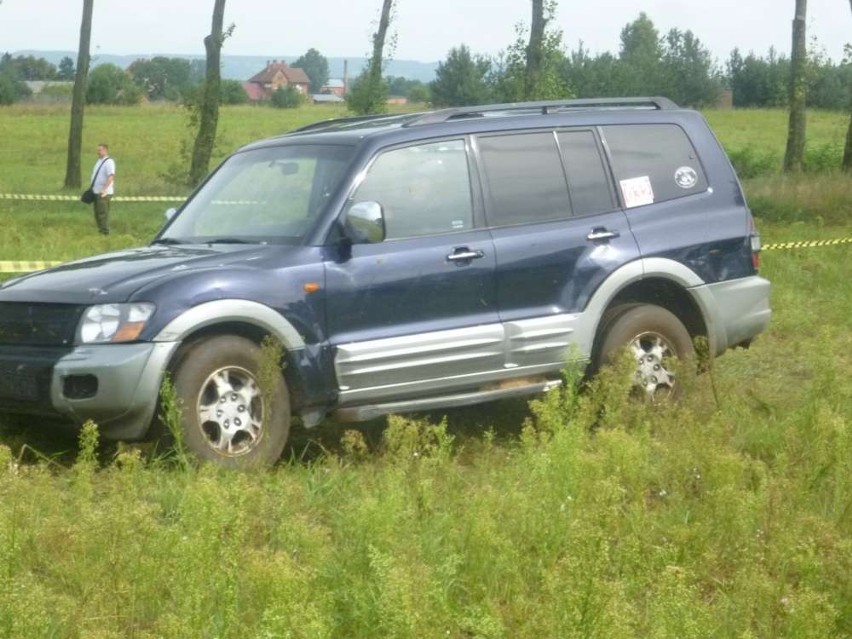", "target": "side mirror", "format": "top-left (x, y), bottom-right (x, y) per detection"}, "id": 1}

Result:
top-left (164, 207), bottom-right (178, 221)
top-left (345, 200), bottom-right (386, 244)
